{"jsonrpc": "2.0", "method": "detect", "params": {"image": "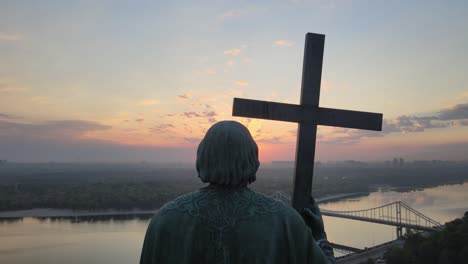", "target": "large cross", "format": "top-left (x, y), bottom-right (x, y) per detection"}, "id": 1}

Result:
top-left (232, 33), bottom-right (383, 212)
